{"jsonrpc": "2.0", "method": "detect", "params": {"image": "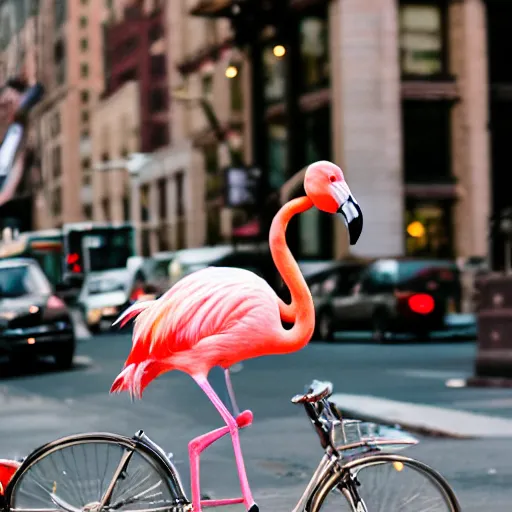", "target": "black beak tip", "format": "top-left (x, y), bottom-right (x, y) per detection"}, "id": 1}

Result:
top-left (338, 200), bottom-right (363, 246)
